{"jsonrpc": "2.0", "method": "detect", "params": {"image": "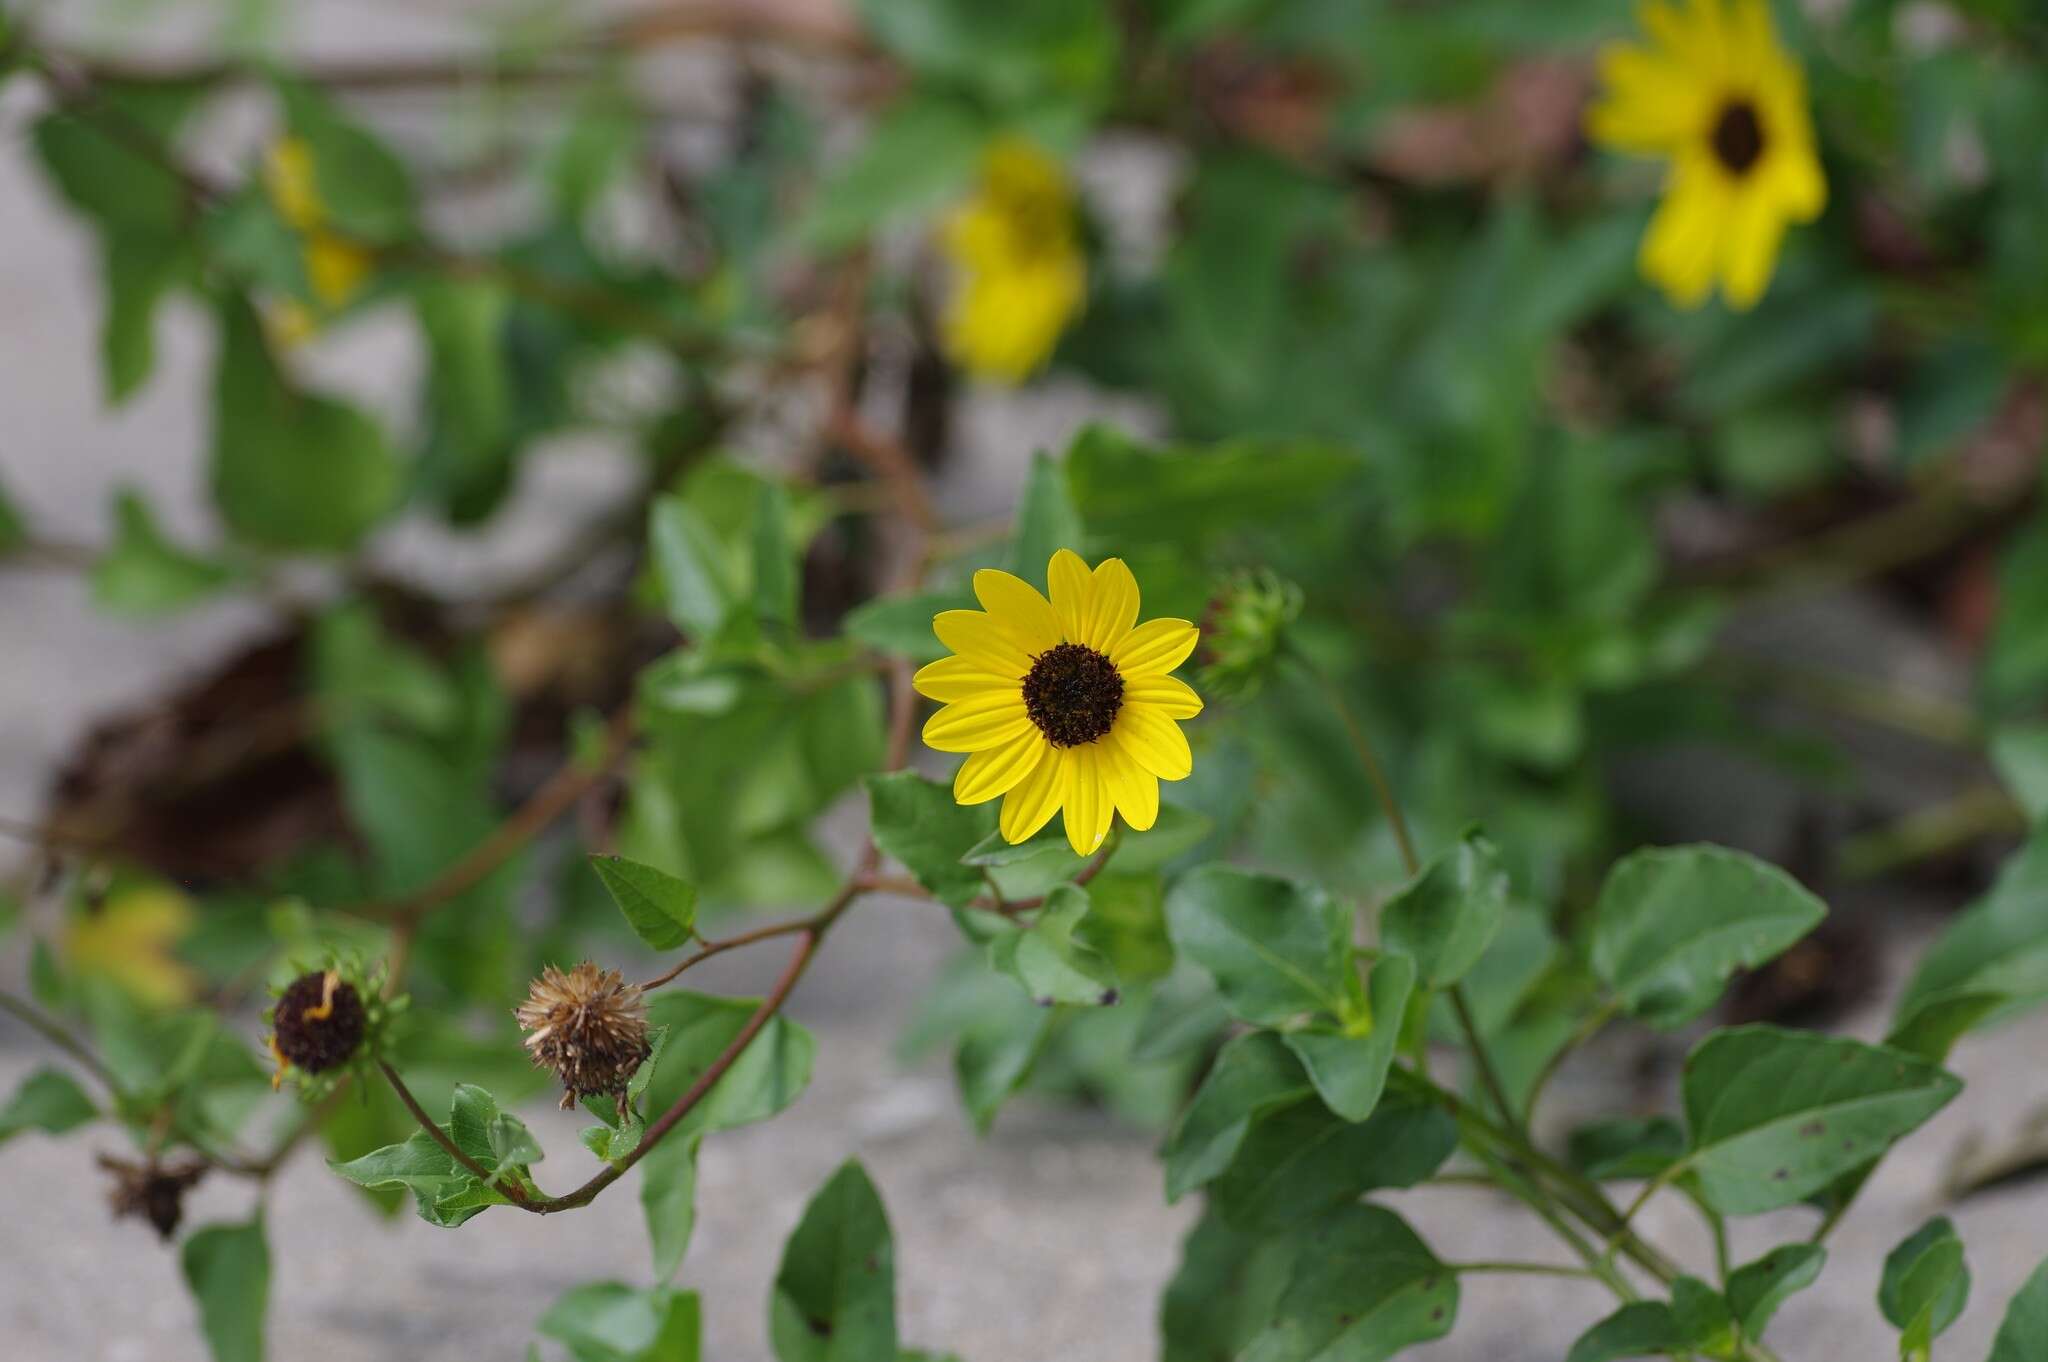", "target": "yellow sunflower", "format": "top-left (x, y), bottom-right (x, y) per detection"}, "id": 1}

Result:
top-left (917, 551), bottom-right (1203, 856)
top-left (1587, 0), bottom-right (1826, 310)
top-left (938, 140), bottom-right (1086, 383)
